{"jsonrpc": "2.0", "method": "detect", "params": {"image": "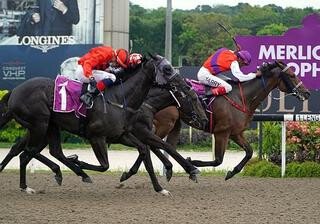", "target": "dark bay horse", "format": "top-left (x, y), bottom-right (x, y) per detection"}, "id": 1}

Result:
top-left (120, 61), bottom-right (311, 181)
top-left (0, 55), bottom-right (206, 194)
